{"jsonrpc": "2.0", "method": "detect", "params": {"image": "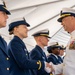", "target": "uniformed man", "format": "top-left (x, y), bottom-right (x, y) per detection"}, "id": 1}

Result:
top-left (8, 18), bottom-right (52, 75)
top-left (52, 8), bottom-right (75, 75)
top-left (30, 29), bottom-right (52, 75)
top-left (0, 0), bottom-right (11, 75)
